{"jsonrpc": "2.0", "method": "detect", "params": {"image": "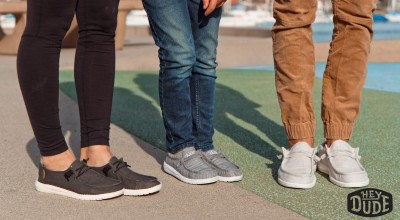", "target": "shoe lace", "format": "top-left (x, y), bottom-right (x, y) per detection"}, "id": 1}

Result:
top-left (112, 158), bottom-right (131, 173)
top-left (322, 144), bottom-right (362, 160)
top-left (183, 151), bottom-right (202, 162)
top-left (205, 150), bottom-right (226, 161)
top-left (75, 164), bottom-right (91, 178)
top-left (277, 148), bottom-right (321, 163)
top-left (64, 163), bottom-right (91, 181)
